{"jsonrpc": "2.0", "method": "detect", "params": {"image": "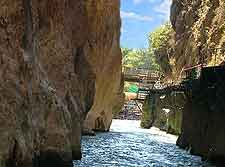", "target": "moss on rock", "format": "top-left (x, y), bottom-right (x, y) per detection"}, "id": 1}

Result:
top-left (141, 92), bottom-right (185, 135)
top-left (141, 95), bottom-right (155, 128)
